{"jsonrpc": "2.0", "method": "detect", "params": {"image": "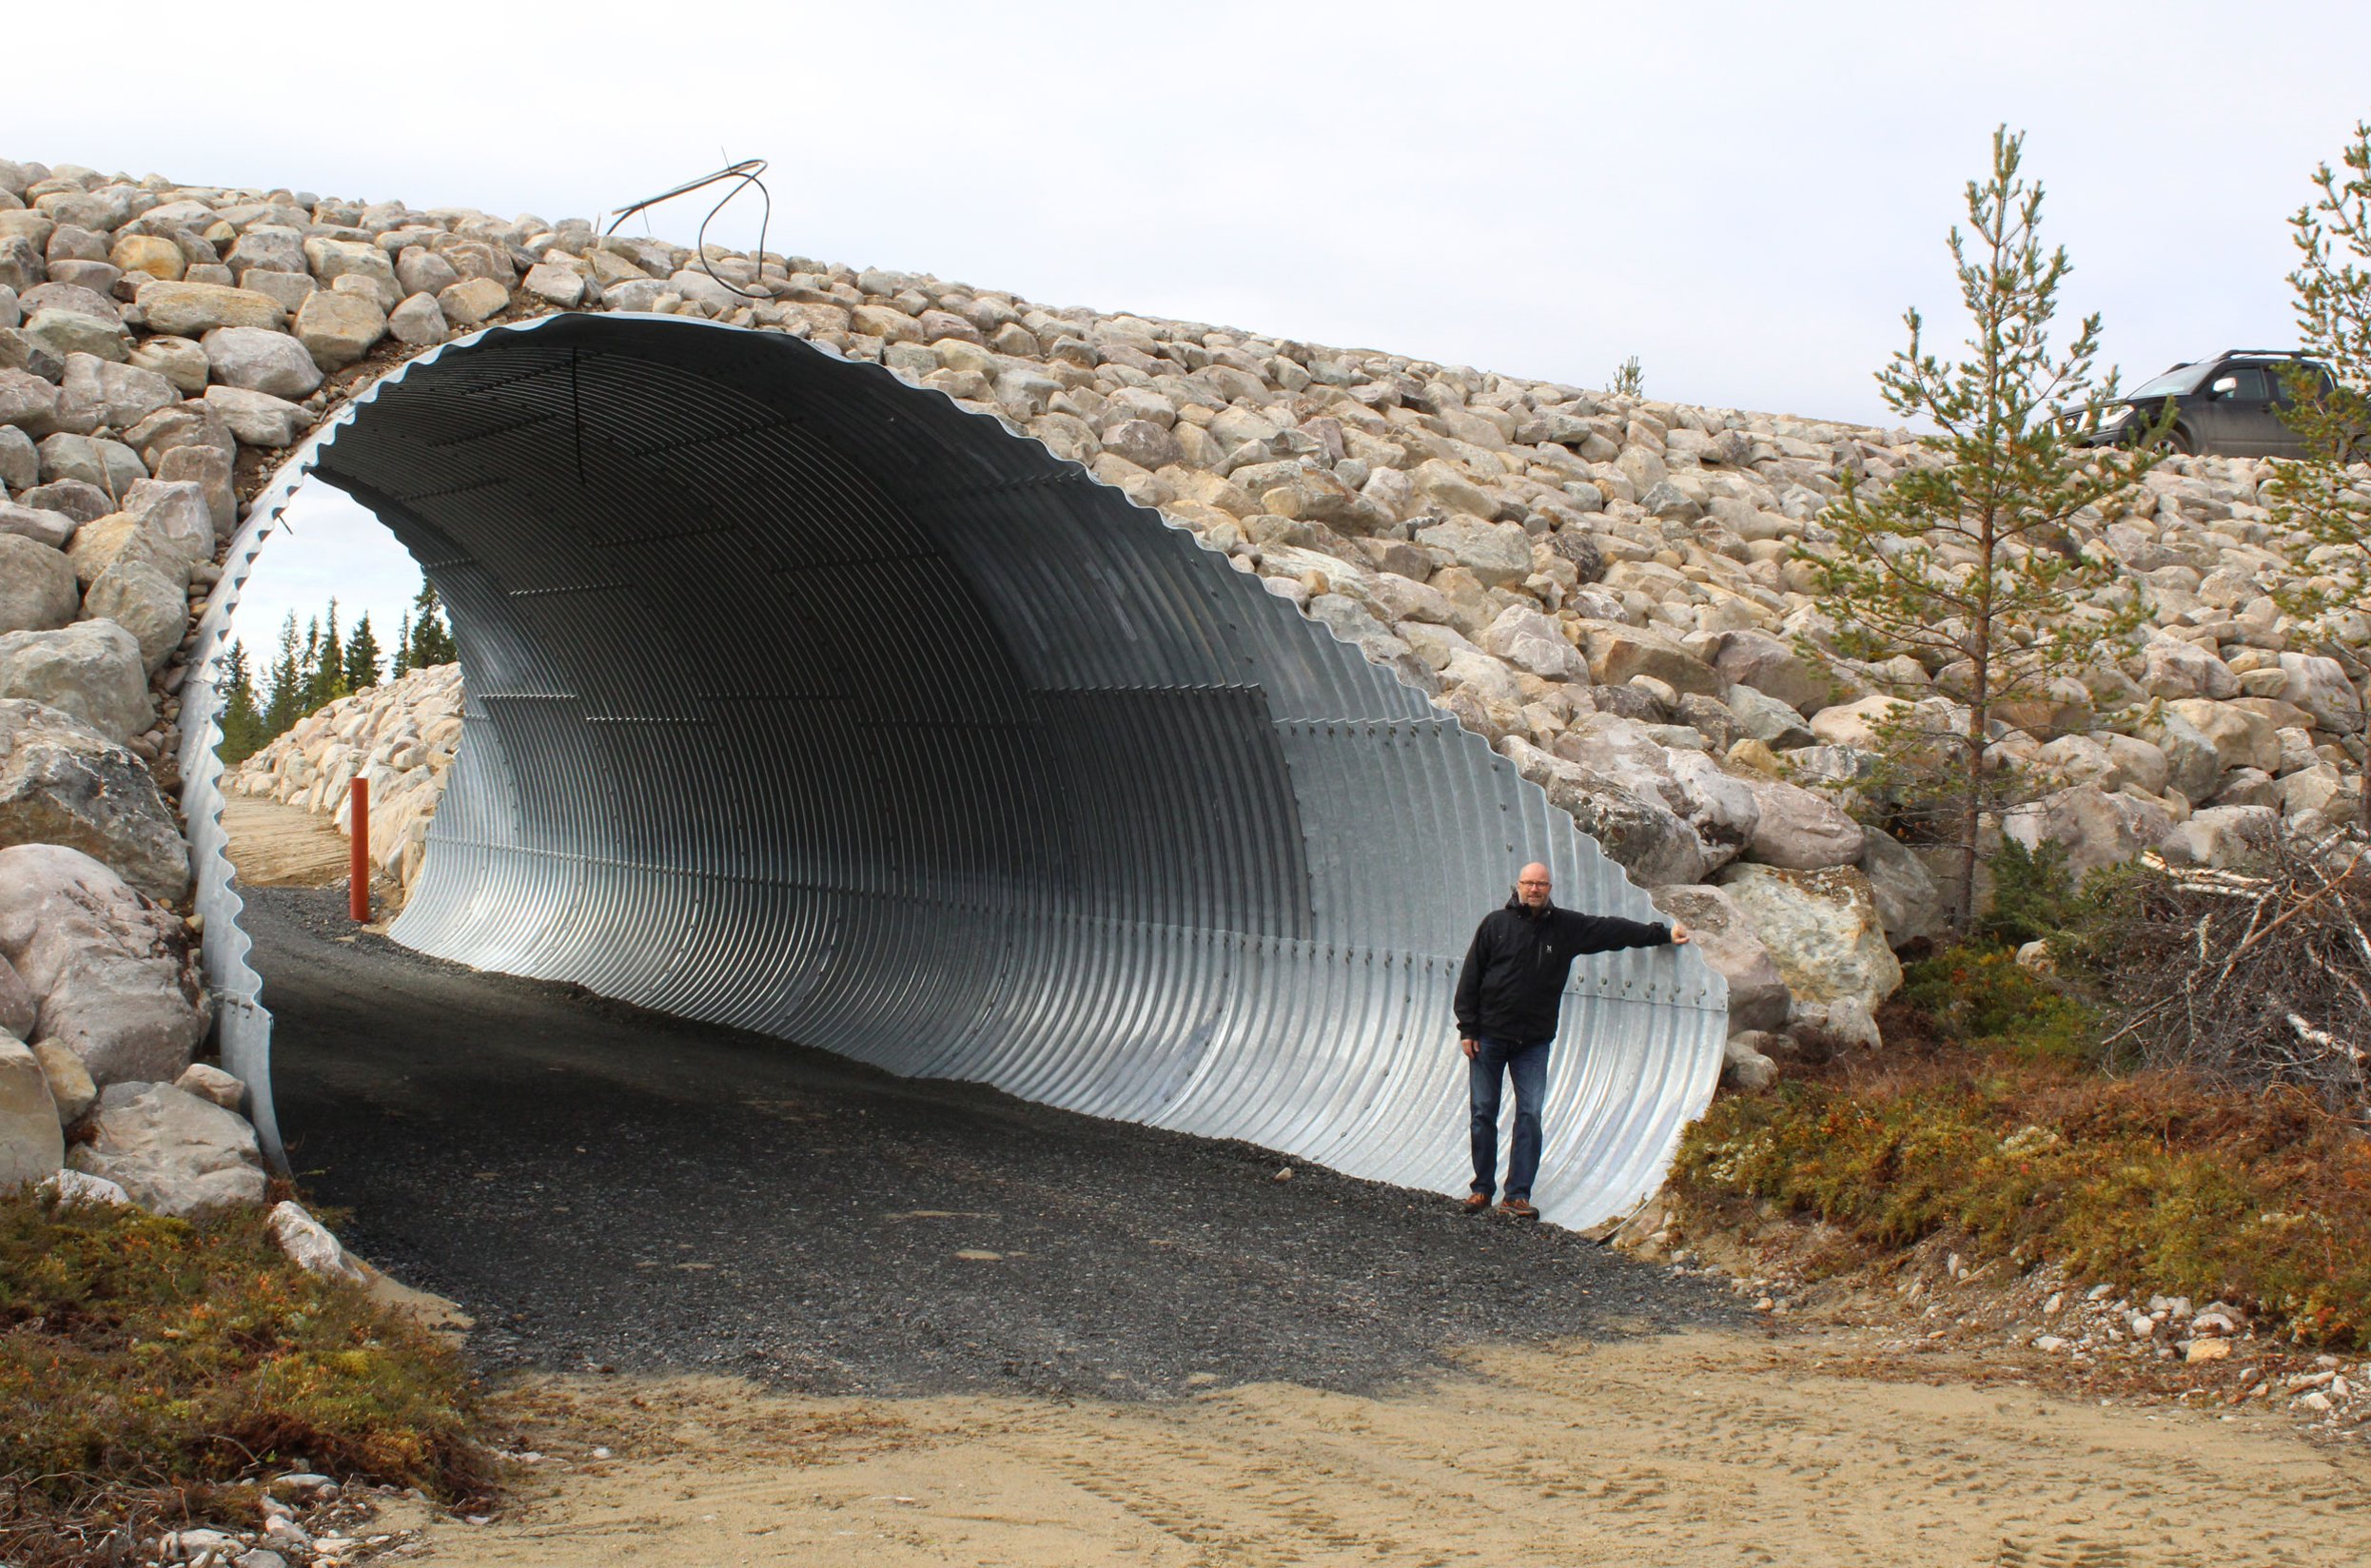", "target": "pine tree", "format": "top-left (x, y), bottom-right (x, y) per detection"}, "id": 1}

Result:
top-left (344, 612), bottom-right (383, 694)
top-left (2267, 118), bottom-right (2371, 833)
top-left (407, 580), bottom-right (457, 669)
top-left (215, 639), bottom-right (268, 764)
top-left (1803, 127), bottom-right (2158, 930)
top-left (391, 609), bottom-right (414, 679)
